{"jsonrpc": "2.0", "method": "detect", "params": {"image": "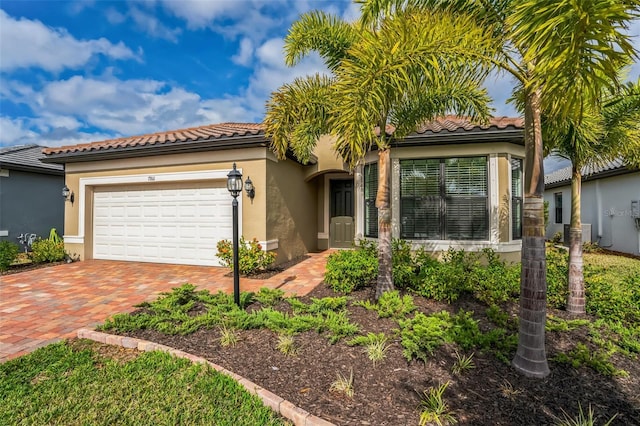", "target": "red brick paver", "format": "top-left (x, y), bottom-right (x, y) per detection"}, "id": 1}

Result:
top-left (0, 251), bottom-right (330, 362)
